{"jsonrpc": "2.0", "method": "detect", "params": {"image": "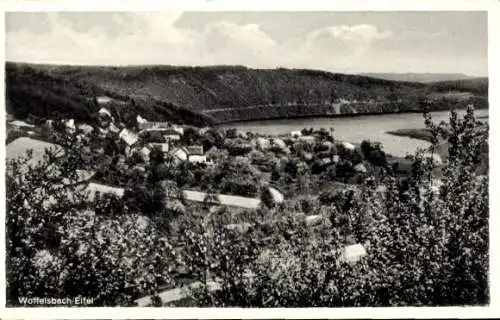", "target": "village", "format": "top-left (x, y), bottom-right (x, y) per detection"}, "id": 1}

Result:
top-left (6, 100), bottom-right (397, 305)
